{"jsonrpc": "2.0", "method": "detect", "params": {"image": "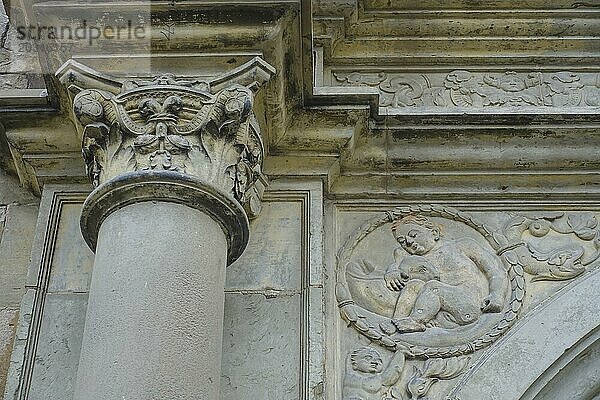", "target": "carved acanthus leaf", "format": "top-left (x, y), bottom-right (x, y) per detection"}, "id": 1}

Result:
top-left (66, 59), bottom-right (274, 218)
top-left (406, 357), bottom-right (470, 400)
